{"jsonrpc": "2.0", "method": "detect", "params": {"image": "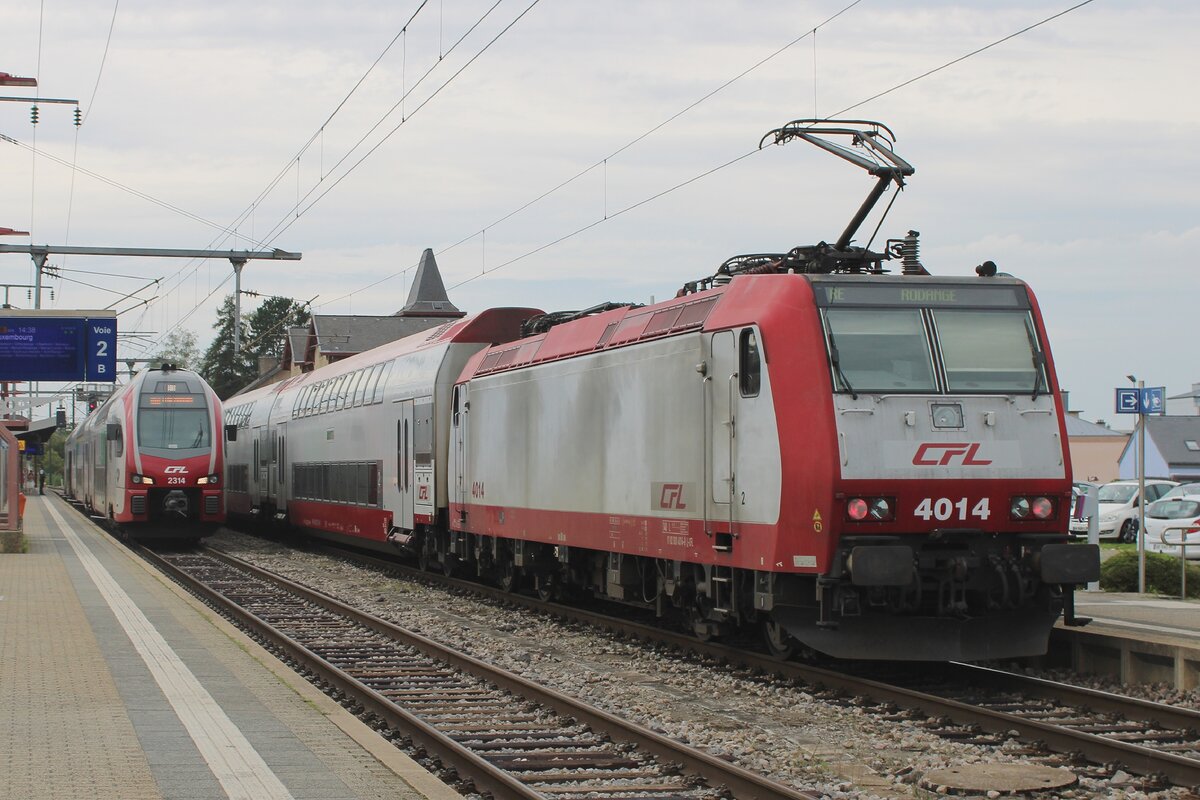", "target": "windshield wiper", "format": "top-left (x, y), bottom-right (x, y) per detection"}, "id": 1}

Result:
top-left (1030, 352), bottom-right (1047, 400)
top-left (1024, 322), bottom-right (1047, 400)
top-left (827, 333), bottom-right (858, 400)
